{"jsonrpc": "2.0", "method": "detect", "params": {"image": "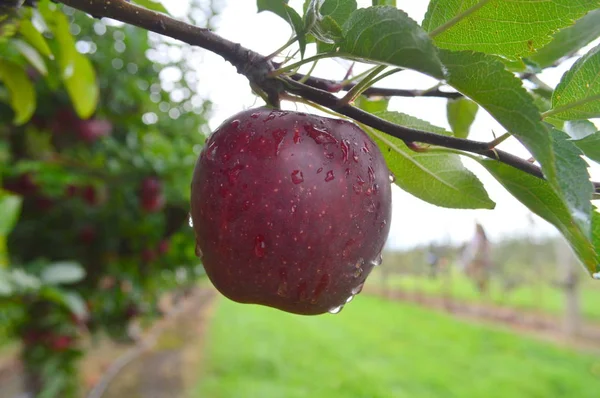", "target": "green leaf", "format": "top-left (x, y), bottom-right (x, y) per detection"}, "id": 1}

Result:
top-left (423, 0), bottom-right (600, 59)
top-left (0, 192), bottom-right (22, 235)
top-left (304, 0), bottom-right (356, 44)
top-left (131, 0), bottom-right (169, 14)
top-left (62, 291), bottom-right (88, 318)
top-left (564, 119), bottom-right (596, 139)
top-left (0, 59), bottom-right (36, 125)
top-left (440, 50), bottom-right (593, 235)
top-left (339, 6), bottom-right (444, 78)
top-left (18, 18), bottom-right (52, 58)
top-left (372, 0), bottom-right (395, 5)
top-left (547, 44), bottom-right (600, 120)
top-left (446, 97), bottom-right (478, 139)
top-left (366, 111), bottom-right (495, 209)
top-left (52, 12), bottom-right (98, 119)
top-left (257, 0), bottom-right (306, 56)
top-left (354, 95), bottom-right (389, 113)
top-left (573, 132), bottom-right (600, 163)
top-left (529, 9), bottom-right (600, 69)
top-left (12, 38), bottom-right (47, 76)
top-left (40, 261), bottom-right (86, 285)
top-left (480, 159), bottom-right (599, 275)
